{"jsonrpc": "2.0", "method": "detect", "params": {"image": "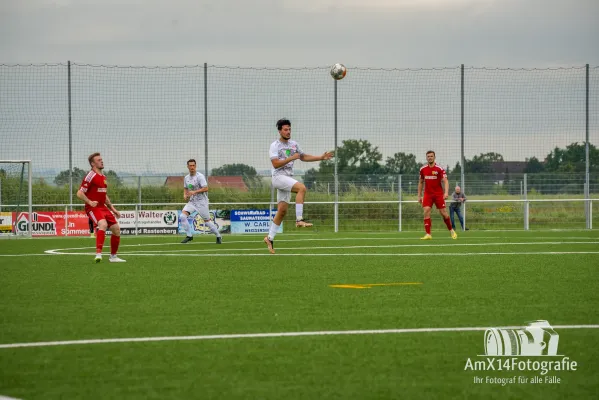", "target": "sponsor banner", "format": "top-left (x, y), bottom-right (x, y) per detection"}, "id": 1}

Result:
top-left (178, 209), bottom-right (231, 235)
top-left (230, 209), bottom-right (282, 234)
top-left (118, 210), bottom-right (179, 235)
top-left (15, 211), bottom-right (91, 236)
top-left (0, 212), bottom-right (15, 233)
